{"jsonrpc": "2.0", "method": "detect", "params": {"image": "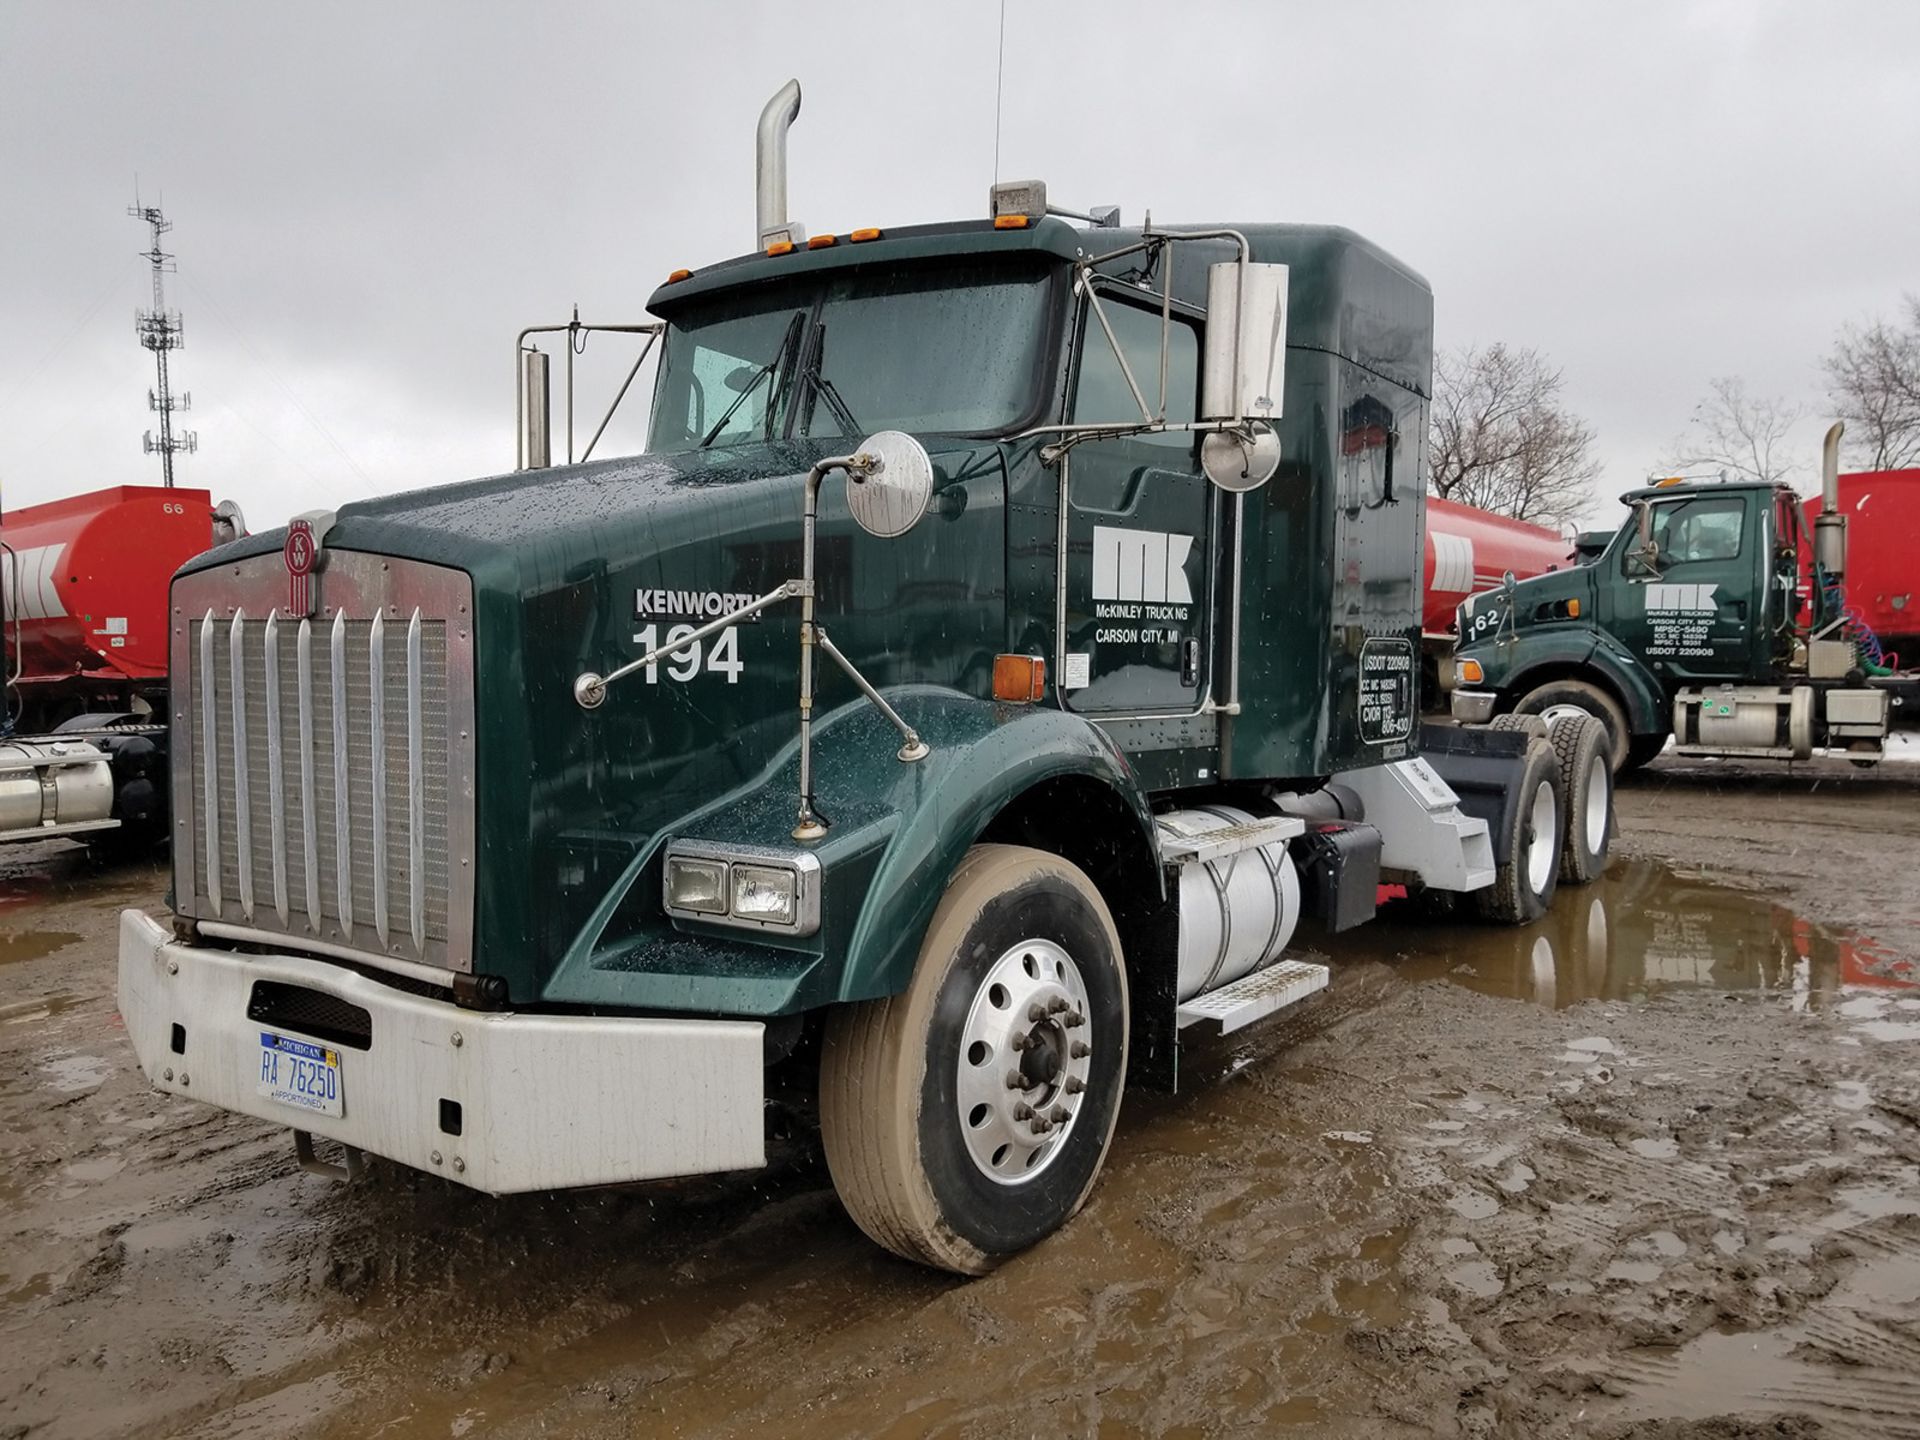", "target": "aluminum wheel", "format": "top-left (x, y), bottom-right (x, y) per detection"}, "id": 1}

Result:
top-left (955, 938), bottom-right (1093, 1186)
top-left (1525, 777), bottom-right (1558, 896)
top-left (1538, 702), bottom-right (1591, 728)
